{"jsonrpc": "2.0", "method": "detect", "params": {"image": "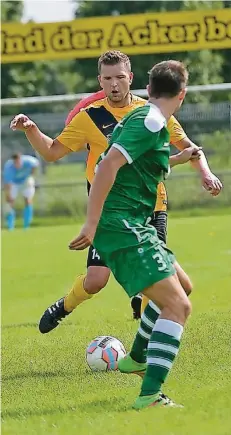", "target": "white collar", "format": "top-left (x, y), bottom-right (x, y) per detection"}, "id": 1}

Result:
top-left (146, 102), bottom-right (167, 126)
